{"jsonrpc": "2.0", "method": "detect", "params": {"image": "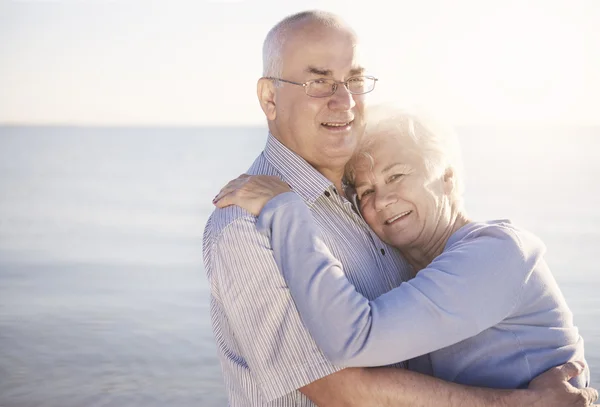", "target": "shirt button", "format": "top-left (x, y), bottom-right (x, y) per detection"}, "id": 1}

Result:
top-left (324, 191), bottom-right (331, 197)
top-left (333, 189), bottom-right (338, 195)
top-left (380, 248), bottom-right (386, 255)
